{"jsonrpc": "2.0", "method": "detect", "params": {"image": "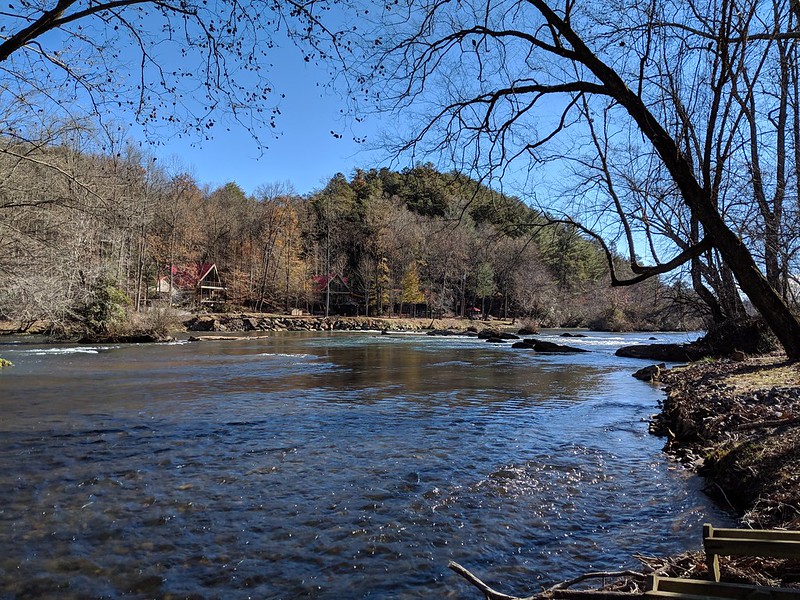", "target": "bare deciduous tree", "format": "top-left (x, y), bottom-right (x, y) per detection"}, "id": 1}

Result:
top-left (361, 0), bottom-right (800, 358)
